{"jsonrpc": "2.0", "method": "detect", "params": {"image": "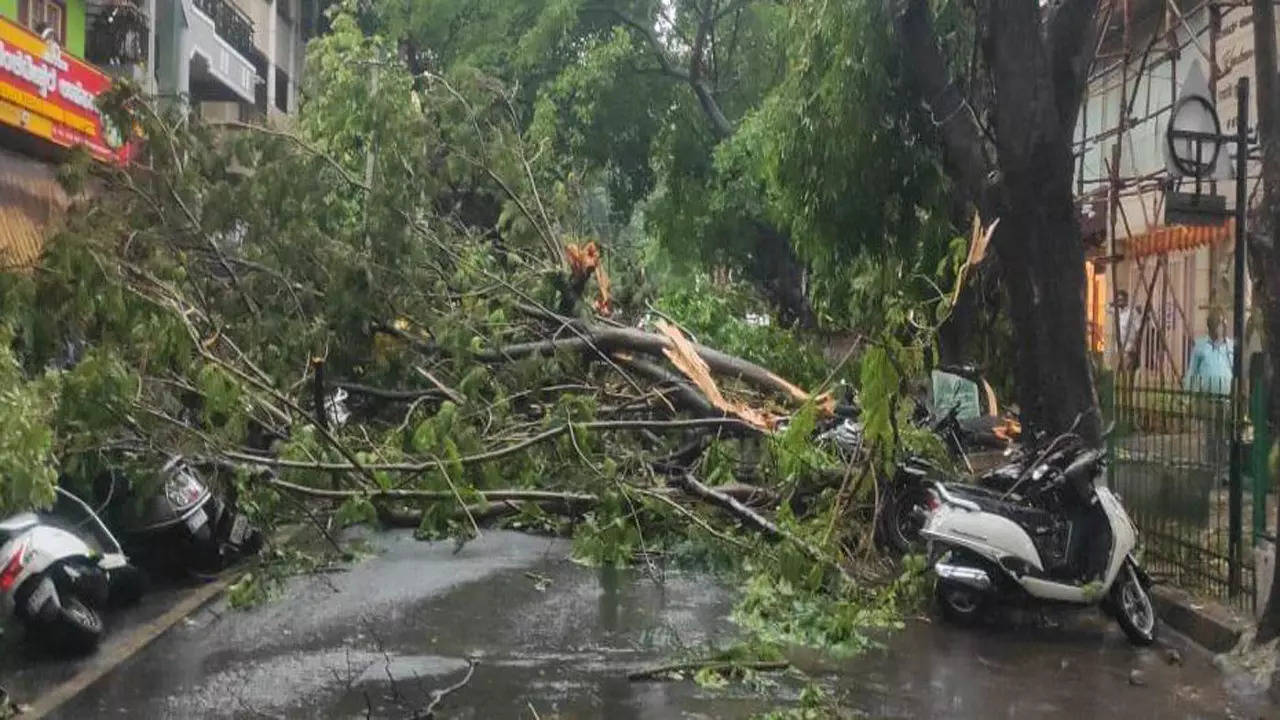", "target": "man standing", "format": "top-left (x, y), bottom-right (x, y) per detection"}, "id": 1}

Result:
top-left (1185, 311), bottom-right (1234, 474)
top-left (1110, 290), bottom-right (1136, 370)
top-left (1185, 310), bottom-right (1234, 394)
